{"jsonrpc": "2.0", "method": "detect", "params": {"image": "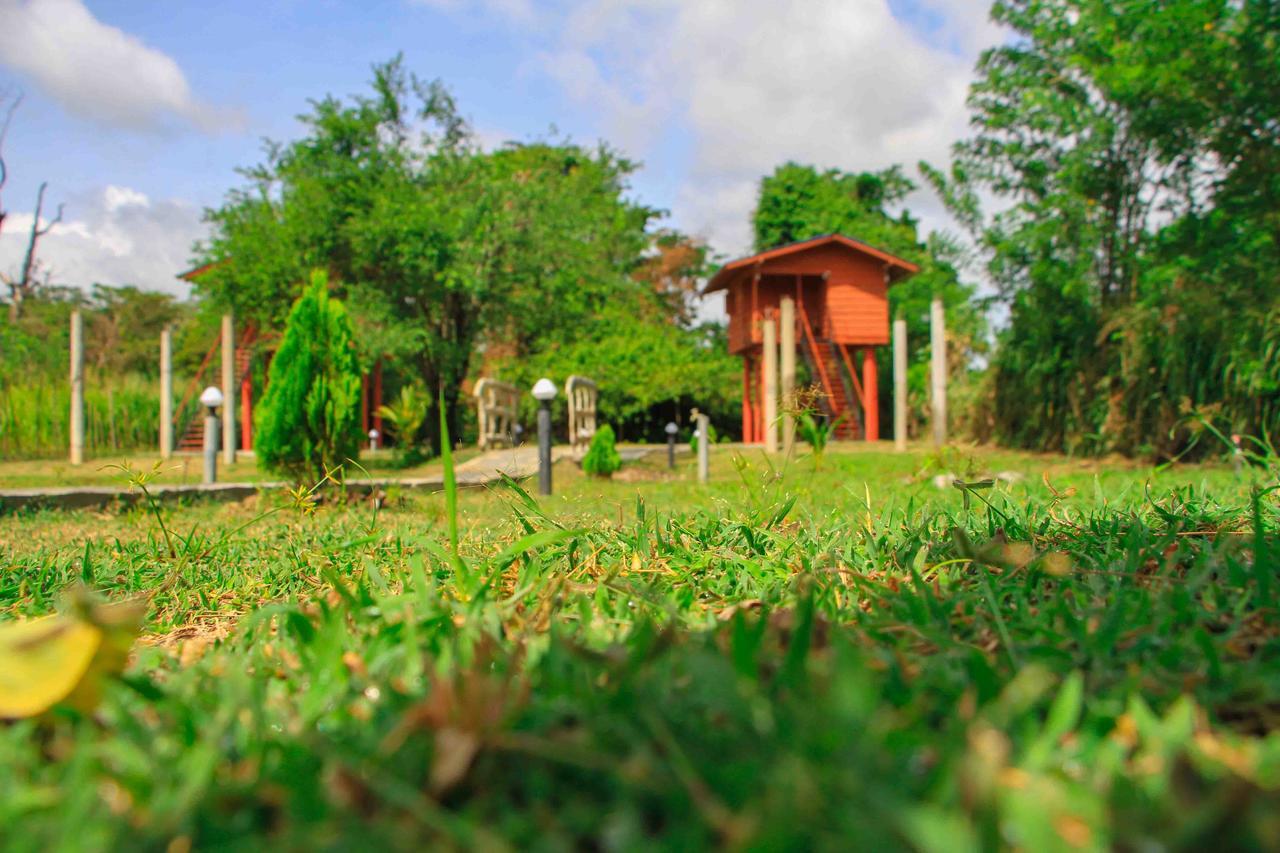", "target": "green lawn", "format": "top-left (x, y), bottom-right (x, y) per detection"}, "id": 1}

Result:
top-left (2, 442), bottom-right (1278, 850)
